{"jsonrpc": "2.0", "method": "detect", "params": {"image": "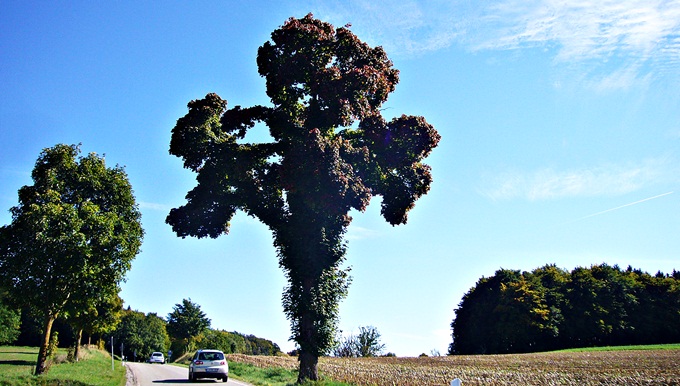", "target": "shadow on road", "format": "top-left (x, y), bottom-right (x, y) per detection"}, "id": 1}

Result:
top-left (153, 380), bottom-right (222, 384)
